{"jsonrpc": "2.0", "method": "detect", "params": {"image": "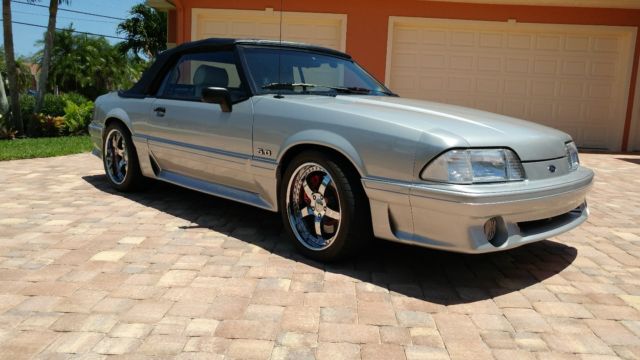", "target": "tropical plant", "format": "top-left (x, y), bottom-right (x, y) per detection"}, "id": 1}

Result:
top-left (117, 3), bottom-right (167, 60)
top-left (35, 0), bottom-right (71, 113)
top-left (34, 26), bottom-right (146, 99)
top-left (0, 112), bottom-right (17, 139)
top-left (62, 100), bottom-right (93, 135)
top-left (1, 52), bottom-right (34, 95)
top-left (21, 92), bottom-right (89, 136)
top-left (2, 0), bottom-right (24, 134)
top-left (28, 113), bottom-right (65, 137)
